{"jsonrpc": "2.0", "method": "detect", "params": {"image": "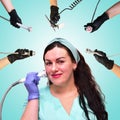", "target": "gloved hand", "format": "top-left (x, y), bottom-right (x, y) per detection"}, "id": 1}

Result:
top-left (7, 49), bottom-right (33, 63)
top-left (24, 72), bottom-right (40, 101)
top-left (8, 9), bottom-right (22, 28)
top-left (94, 49), bottom-right (114, 70)
top-left (84, 12), bottom-right (109, 33)
top-left (50, 6), bottom-right (60, 24)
